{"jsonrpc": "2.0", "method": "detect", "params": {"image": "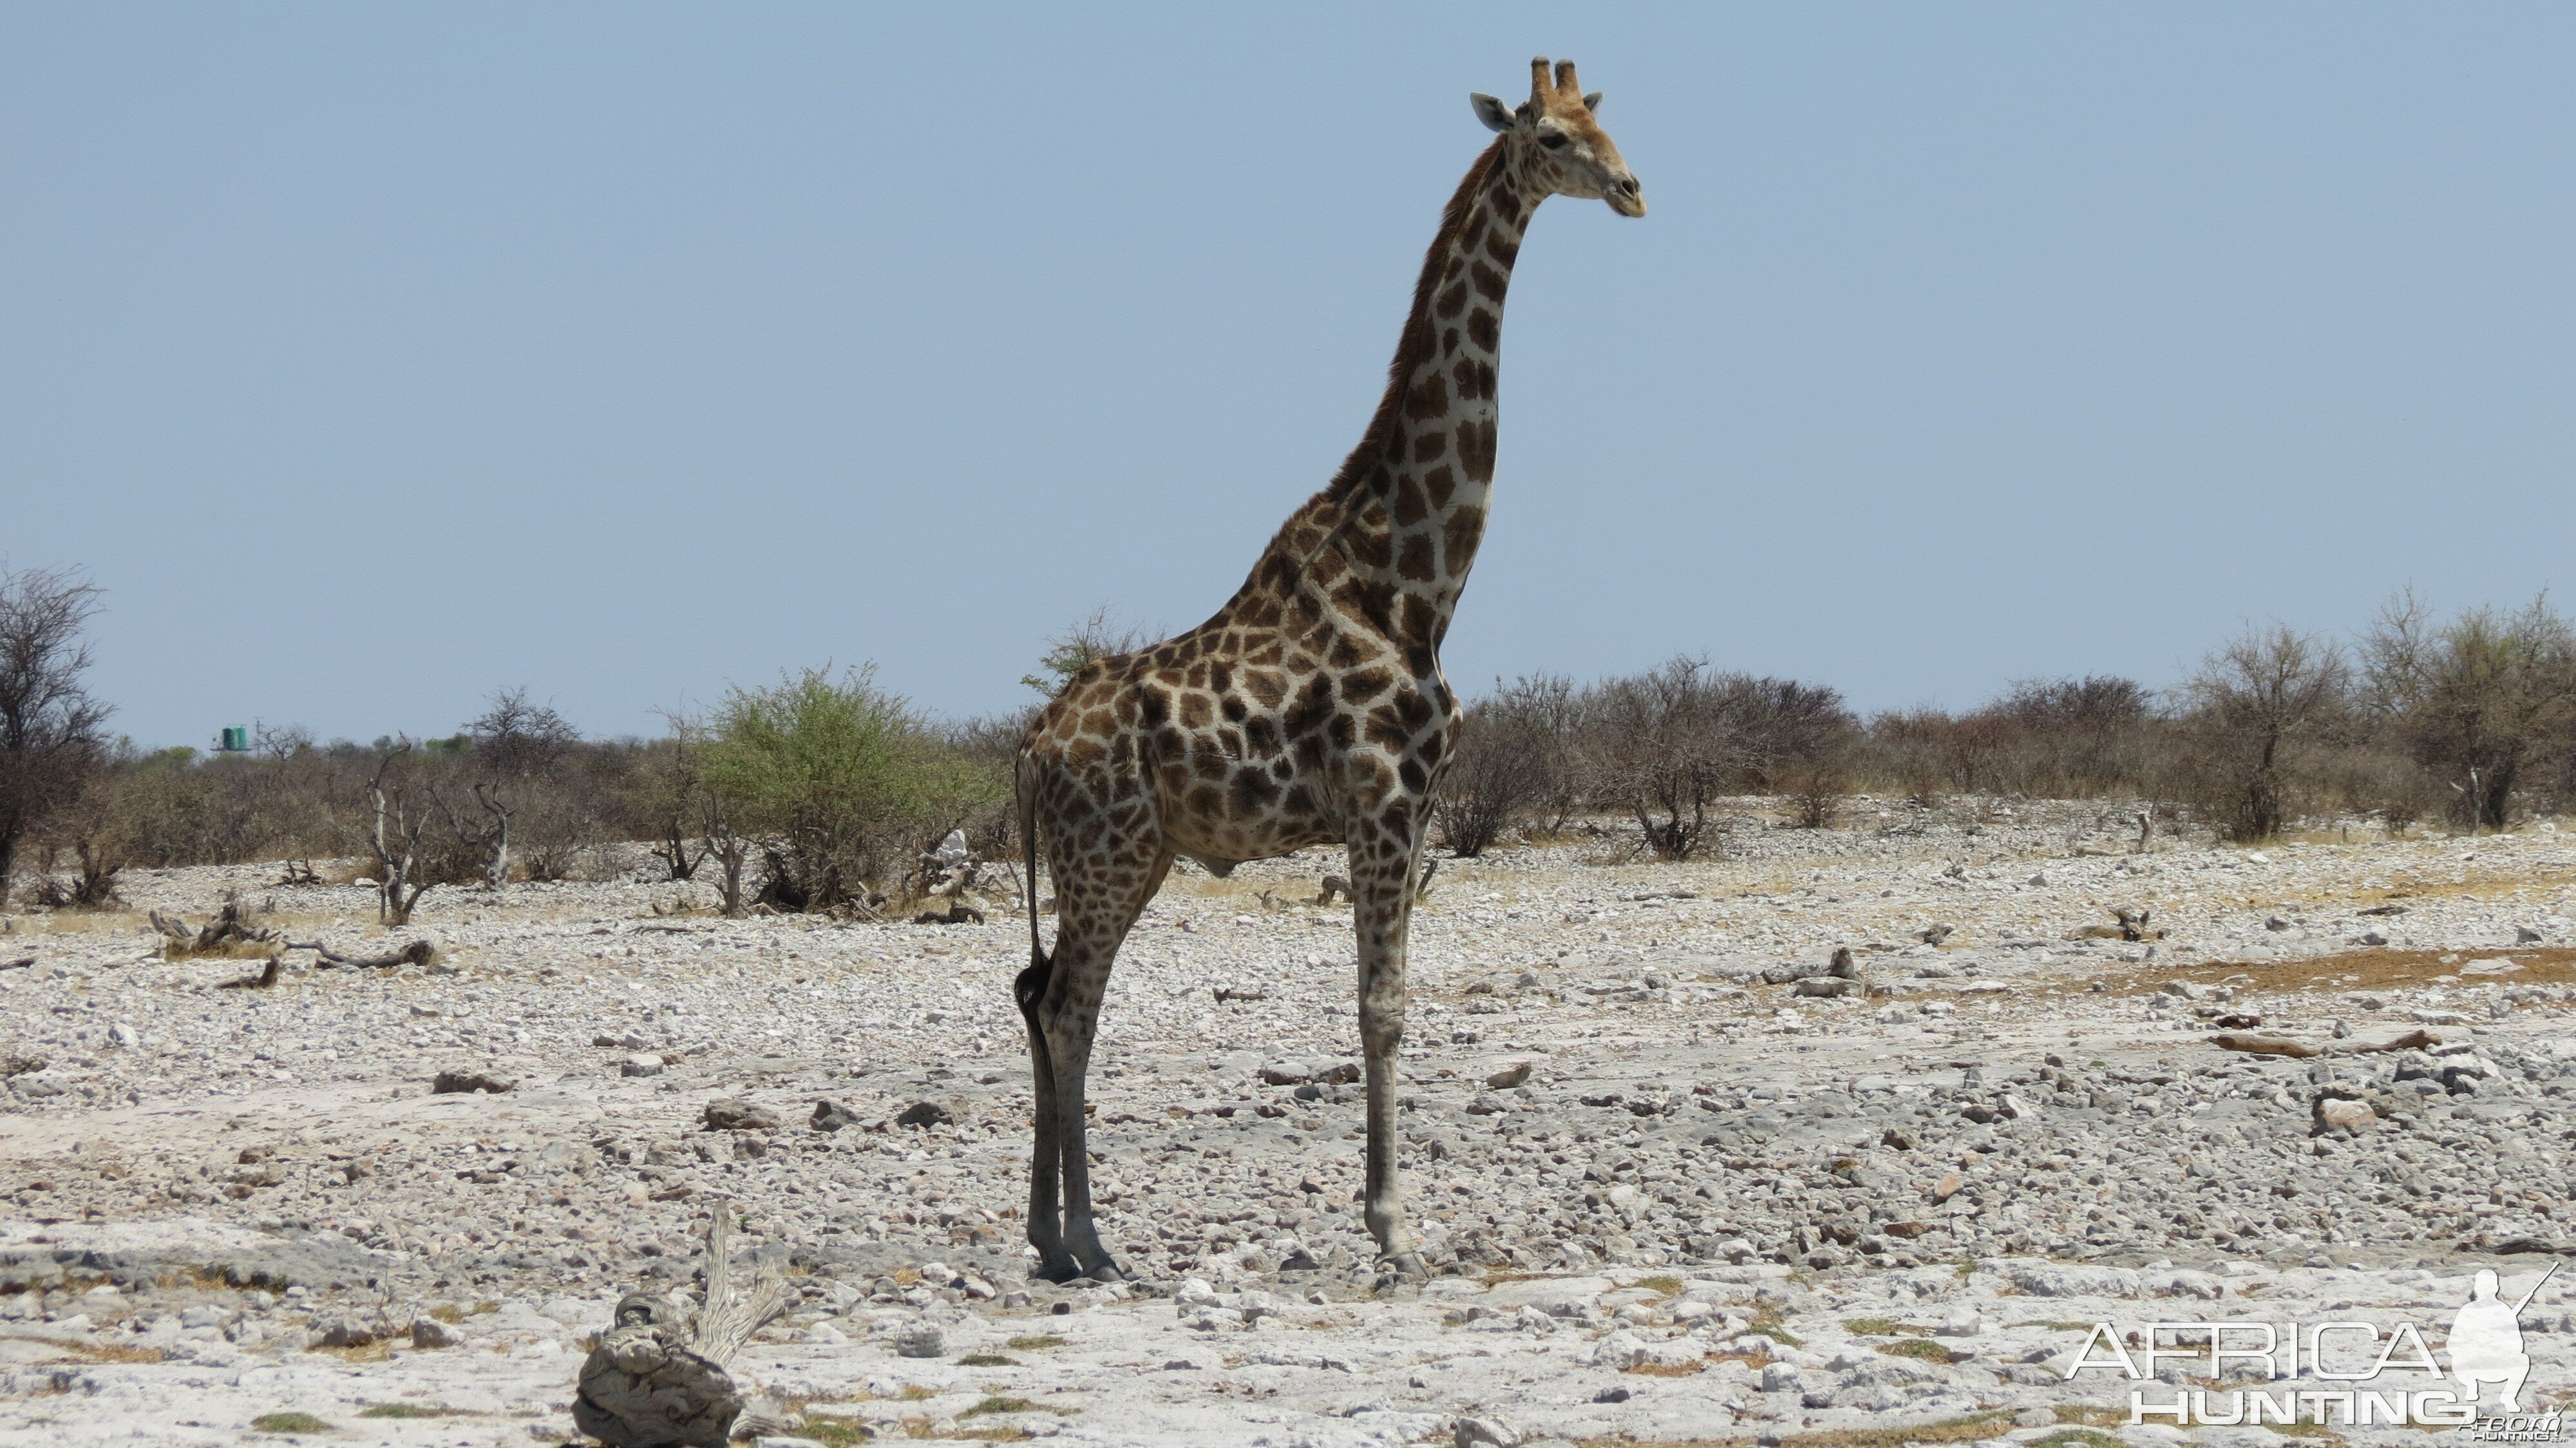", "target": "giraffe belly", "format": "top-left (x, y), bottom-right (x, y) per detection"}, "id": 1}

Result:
top-left (1160, 805), bottom-right (1343, 866)
top-left (1152, 747), bottom-right (1345, 864)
